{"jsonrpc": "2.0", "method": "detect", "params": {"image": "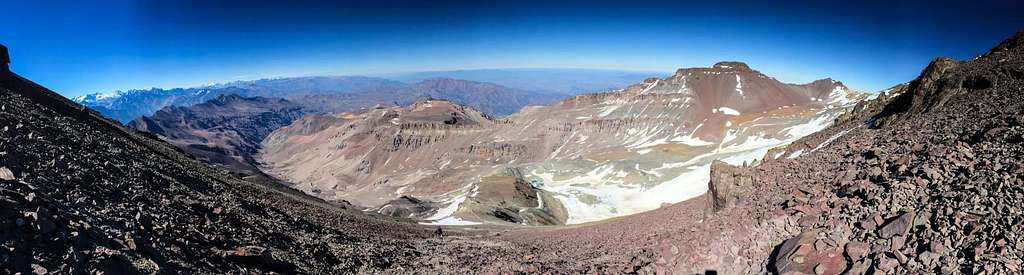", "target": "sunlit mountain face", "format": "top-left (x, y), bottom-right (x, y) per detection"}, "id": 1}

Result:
top-left (2, 1), bottom-right (1023, 274)
top-left (259, 62), bottom-right (869, 225)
